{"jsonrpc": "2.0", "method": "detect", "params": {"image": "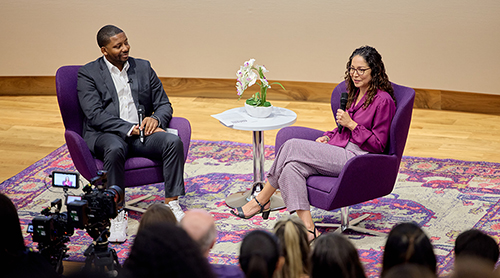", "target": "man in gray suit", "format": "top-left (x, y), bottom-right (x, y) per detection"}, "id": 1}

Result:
top-left (77, 25), bottom-right (185, 242)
